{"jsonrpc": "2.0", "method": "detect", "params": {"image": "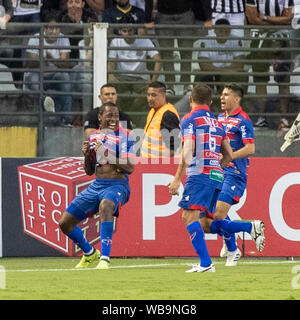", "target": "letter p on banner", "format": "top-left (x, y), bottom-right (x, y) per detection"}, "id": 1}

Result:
top-left (0, 266), bottom-right (6, 290)
top-left (142, 173), bottom-right (183, 240)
